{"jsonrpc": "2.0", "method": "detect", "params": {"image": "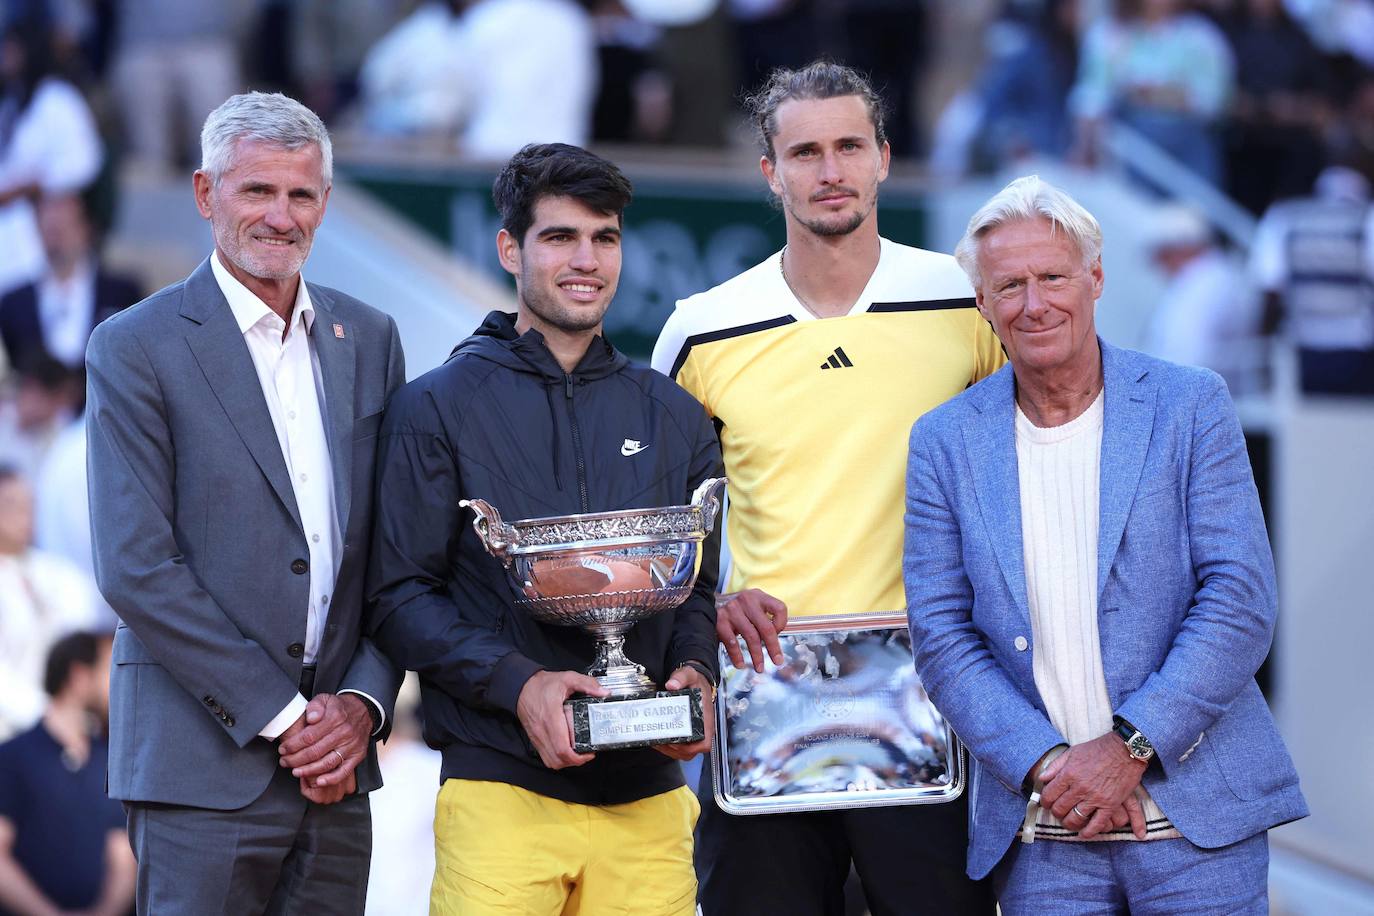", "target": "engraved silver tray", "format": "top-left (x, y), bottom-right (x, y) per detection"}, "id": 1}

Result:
top-left (712, 611), bottom-right (965, 815)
